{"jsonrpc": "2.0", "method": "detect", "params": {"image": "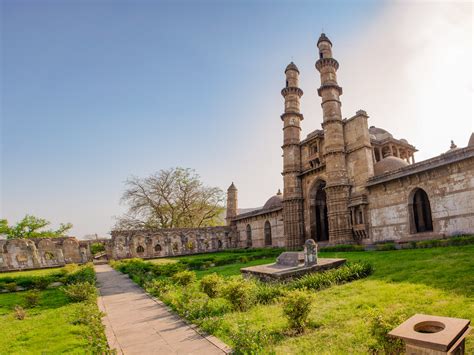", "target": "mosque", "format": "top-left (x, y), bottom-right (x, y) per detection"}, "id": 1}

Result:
top-left (225, 33), bottom-right (474, 248)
